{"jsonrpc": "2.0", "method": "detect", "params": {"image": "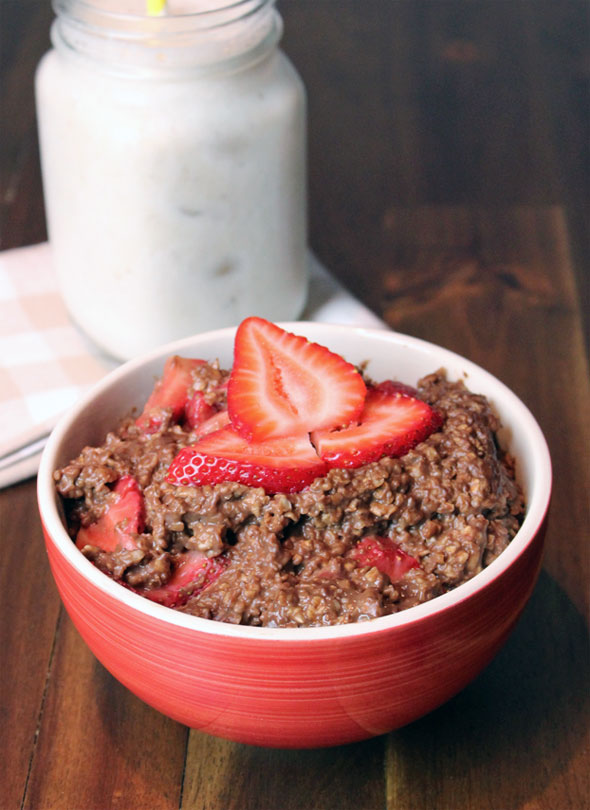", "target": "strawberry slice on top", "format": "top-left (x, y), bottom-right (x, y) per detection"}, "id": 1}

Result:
top-left (227, 317), bottom-right (367, 441)
top-left (311, 387), bottom-right (442, 469)
top-left (167, 426), bottom-right (328, 494)
top-left (136, 355), bottom-right (205, 434)
top-left (76, 475), bottom-right (144, 552)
